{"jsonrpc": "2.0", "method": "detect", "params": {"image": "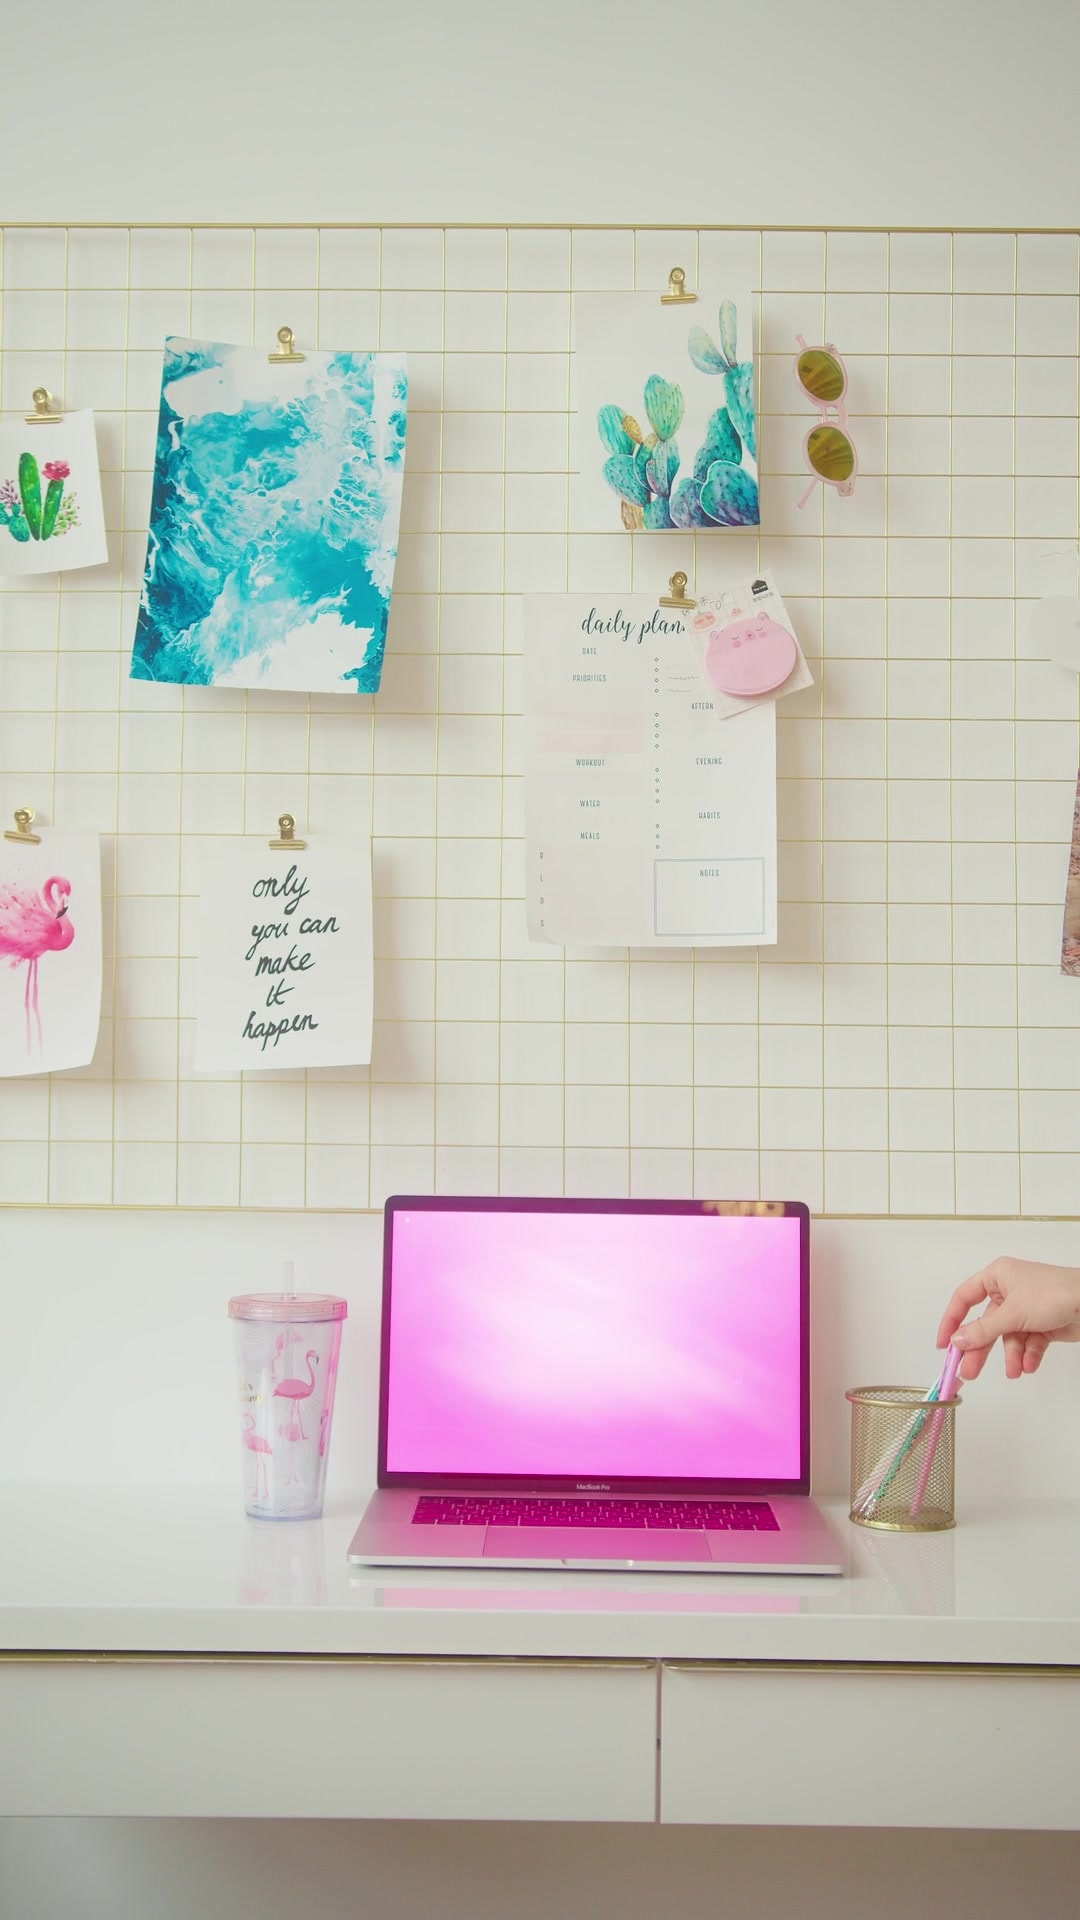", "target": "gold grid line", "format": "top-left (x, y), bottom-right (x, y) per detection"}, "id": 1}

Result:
top-left (2, 222), bottom-right (1079, 233)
